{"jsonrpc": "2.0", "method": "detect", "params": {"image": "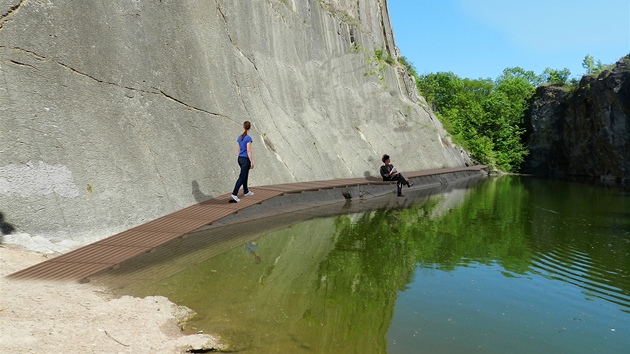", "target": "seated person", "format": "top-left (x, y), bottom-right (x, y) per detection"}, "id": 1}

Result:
top-left (380, 154), bottom-right (414, 197)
